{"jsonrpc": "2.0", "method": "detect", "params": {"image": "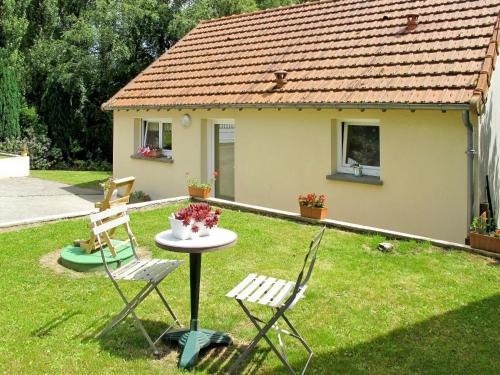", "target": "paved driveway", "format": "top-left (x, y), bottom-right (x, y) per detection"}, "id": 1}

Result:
top-left (0, 177), bottom-right (102, 226)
